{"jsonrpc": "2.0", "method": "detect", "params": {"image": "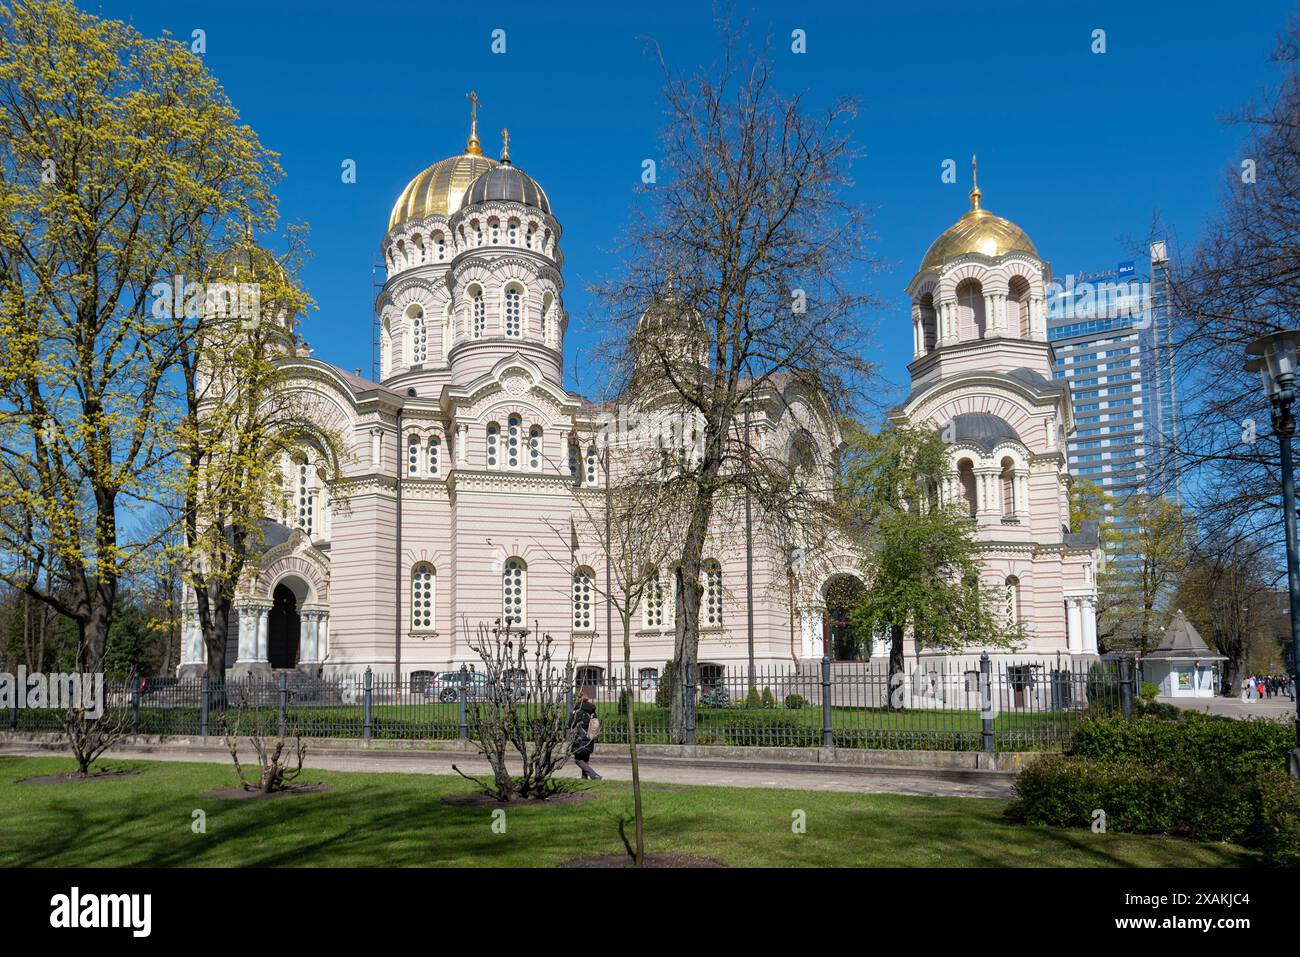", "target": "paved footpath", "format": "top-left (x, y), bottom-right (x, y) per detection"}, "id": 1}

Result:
top-left (1157, 695), bottom-right (1296, 720)
top-left (0, 741), bottom-right (1016, 799)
